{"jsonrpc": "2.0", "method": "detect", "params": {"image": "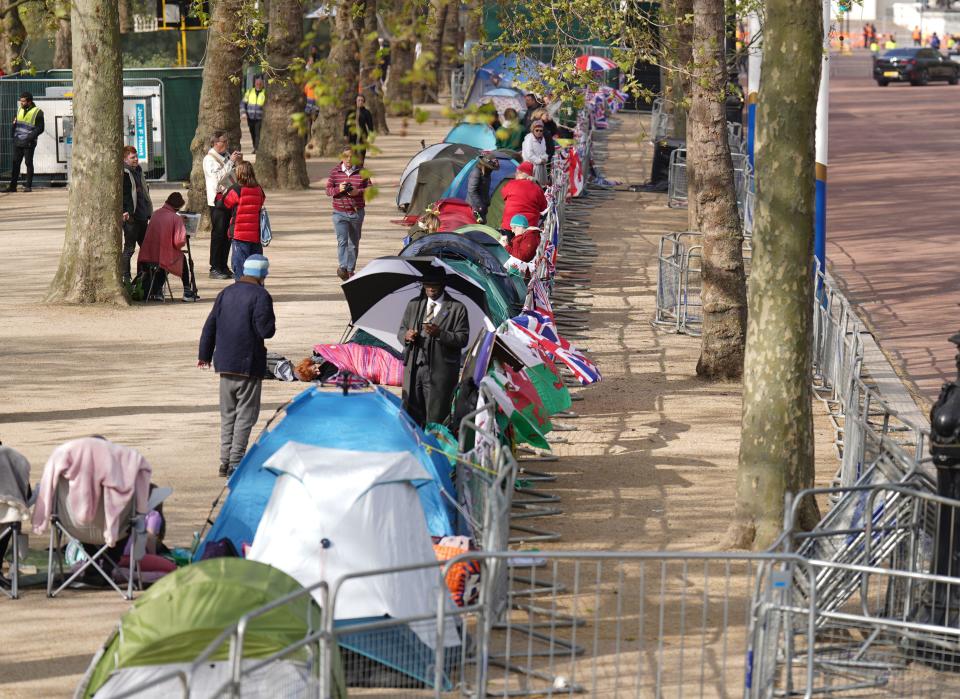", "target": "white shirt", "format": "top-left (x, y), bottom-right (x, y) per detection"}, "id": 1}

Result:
top-left (424, 296), bottom-right (443, 321)
top-left (202, 148), bottom-right (236, 207)
top-left (522, 133), bottom-right (548, 165)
